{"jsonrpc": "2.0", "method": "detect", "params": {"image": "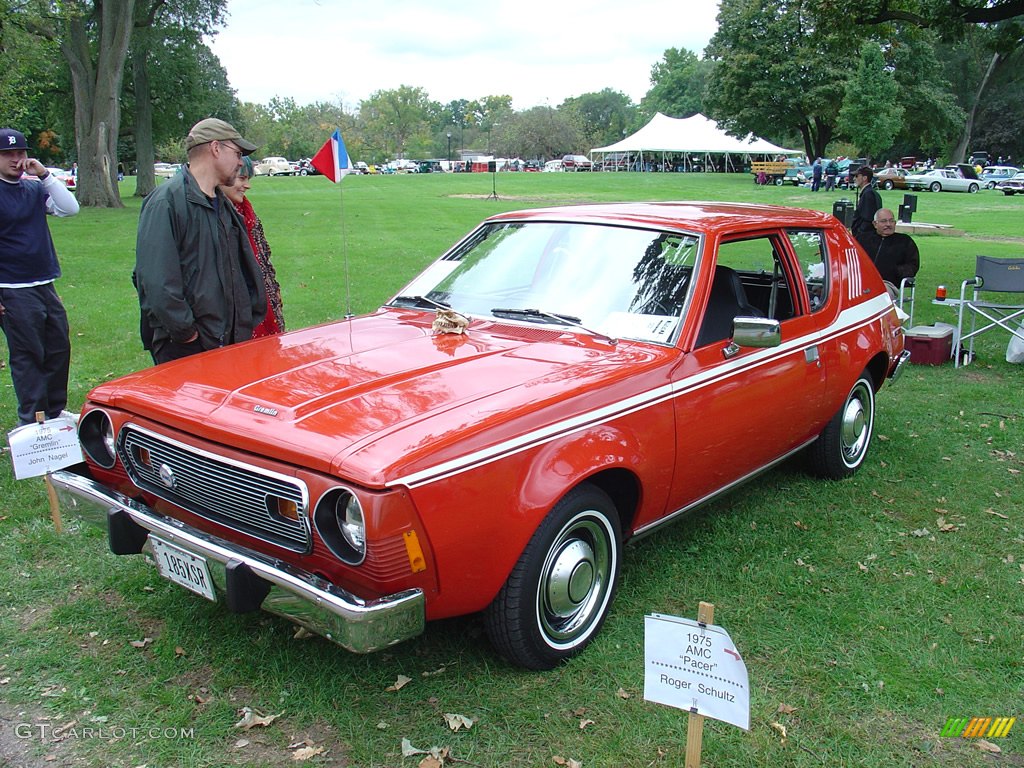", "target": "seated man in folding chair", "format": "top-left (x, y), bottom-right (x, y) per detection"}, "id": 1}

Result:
top-left (859, 208), bottom-right (920, 286)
